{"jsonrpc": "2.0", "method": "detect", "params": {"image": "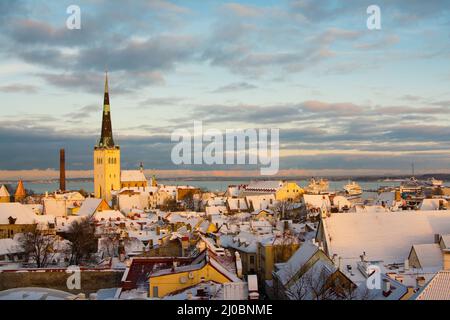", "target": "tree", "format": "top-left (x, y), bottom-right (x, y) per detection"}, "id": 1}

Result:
top-left (283, 264), bottom-right (363, 300)
top-left (19, 229), bottom-right (58, 268)
top-left (272, 200), bottom-right (296, 220)
top-left (160, 198), bottom-right (178, 212)
top-left (183, 192), bottom-right (195, 211)
top-left (66, 218), bottom-right (97, 265)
